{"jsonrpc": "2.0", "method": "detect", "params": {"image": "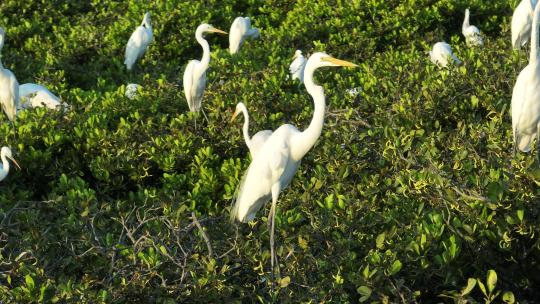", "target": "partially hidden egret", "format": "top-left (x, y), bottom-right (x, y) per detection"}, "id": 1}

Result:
top-left (19, 83), bottom-right (66, 110)
top-left (125, 83), bottom-right (142, 100)
top-left (229, 17), bottom-right (260, 54)
top-left (512, 0), bottom-right (538, 49)
top-left (512, 0), bottom-right (540, 159)
top-left (230, 52), bottom-right (357, 285)
top-left (183, 24), bottom-right (227, 114)
top-left (231, 102), bottom-right (273, 158)
top-left (429, 42), bottom-right (462, 68)
top-left (462, 8), bottom-right (483, 47)
top-left (0, 147), bottom-right (20, 182)
top-left (124, 12), bottom-right (153, 71)
top-left (289, 50), bottom-right (307, 82)
top-left (0, 27), bottom-right (19, 121)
